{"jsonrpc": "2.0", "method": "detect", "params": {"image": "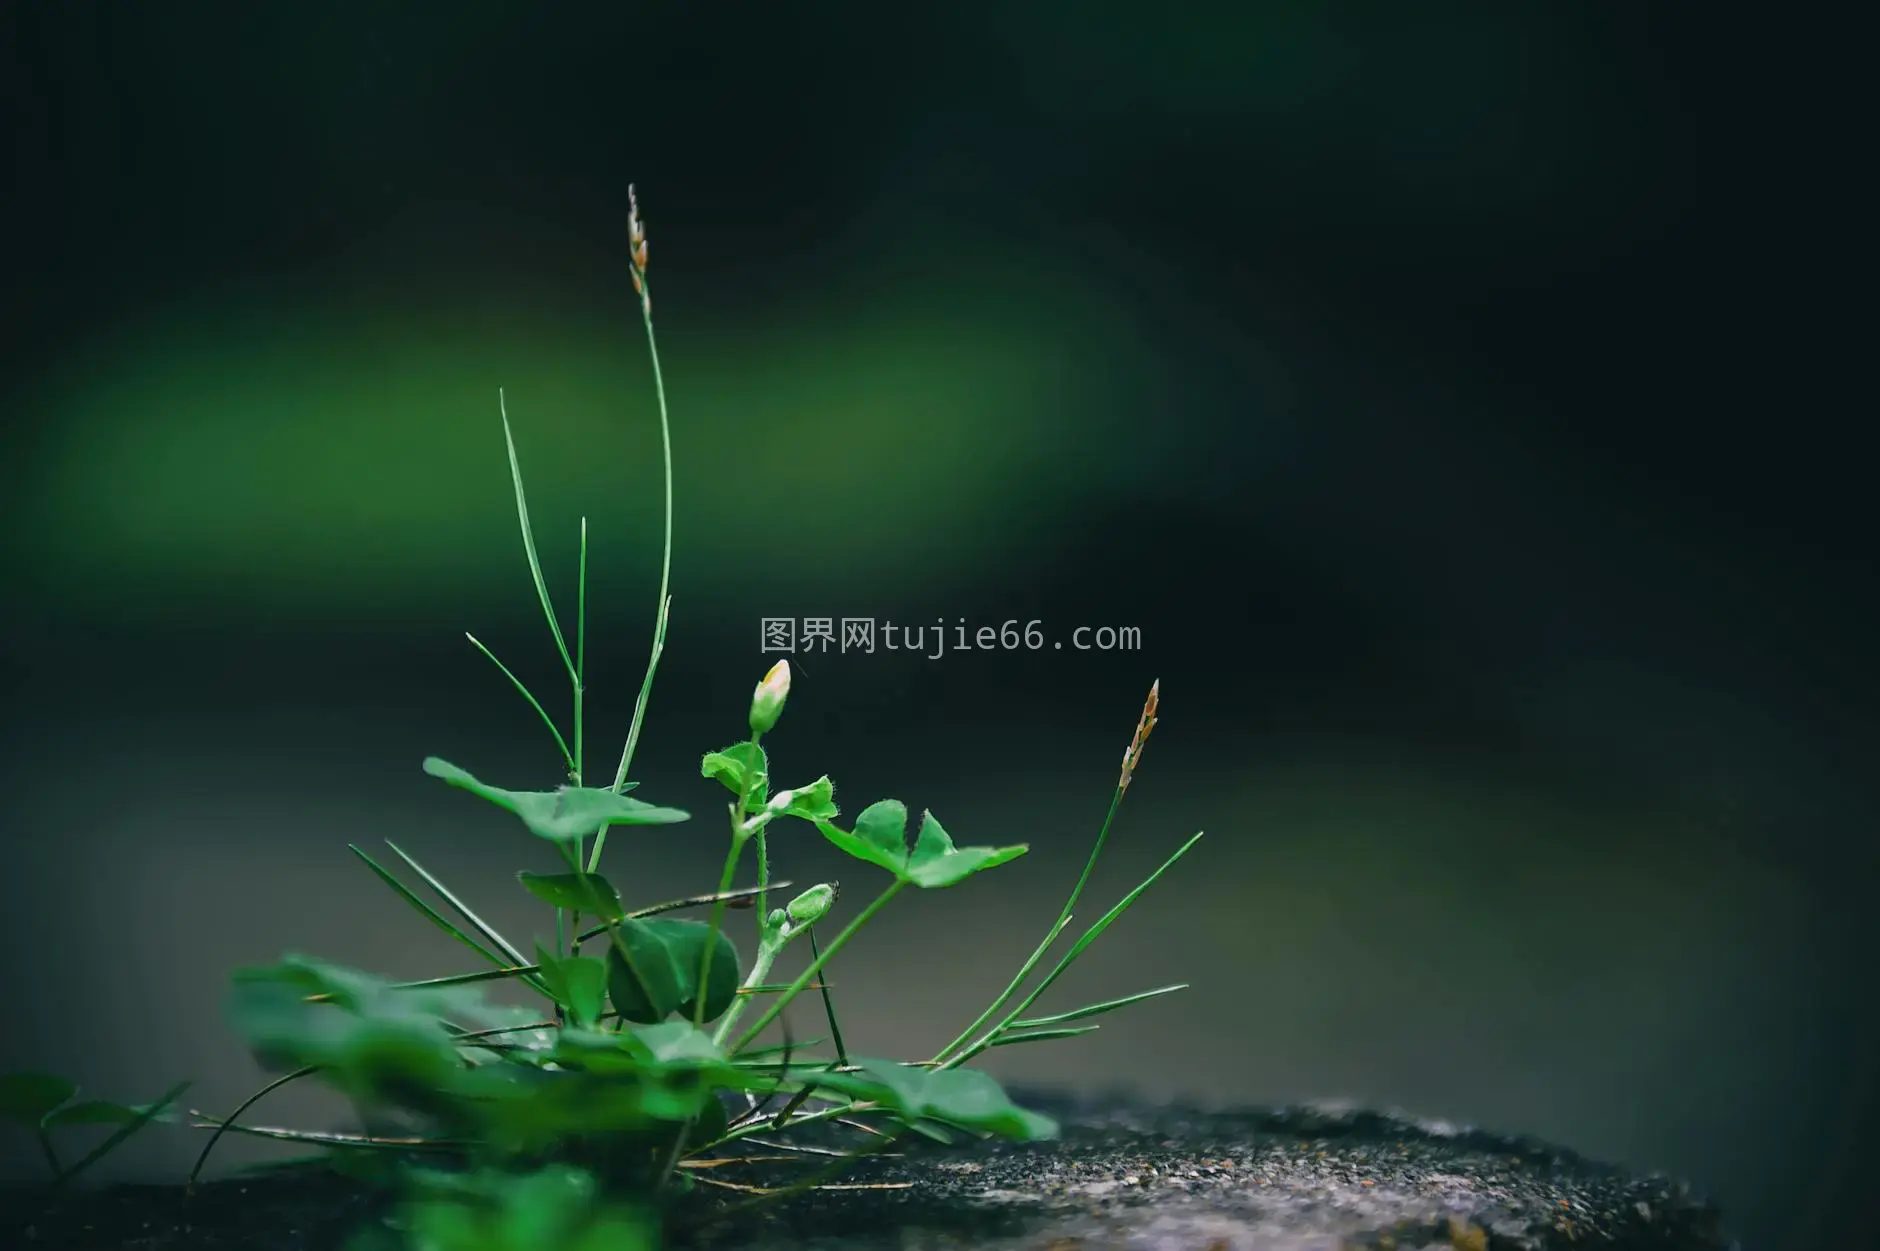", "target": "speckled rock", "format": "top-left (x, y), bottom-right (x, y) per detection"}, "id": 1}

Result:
top-left (0, 1090), bottom-right (1737, 1250)
top-left (672, 1091), bottom-right (1737, 1251)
